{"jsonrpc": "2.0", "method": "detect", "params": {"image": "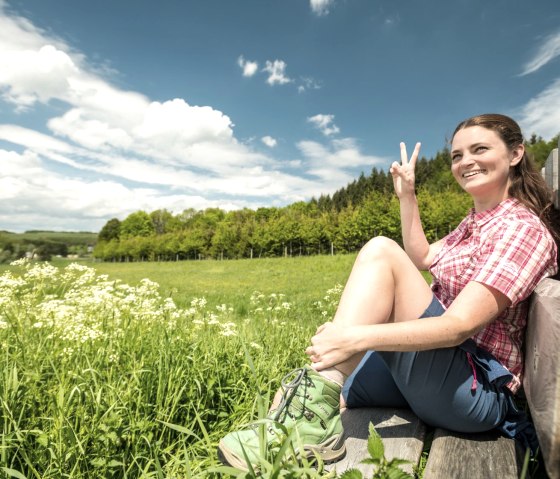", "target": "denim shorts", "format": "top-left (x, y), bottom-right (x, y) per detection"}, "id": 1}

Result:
top-left (341, 294), bottom-right (512, 433)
